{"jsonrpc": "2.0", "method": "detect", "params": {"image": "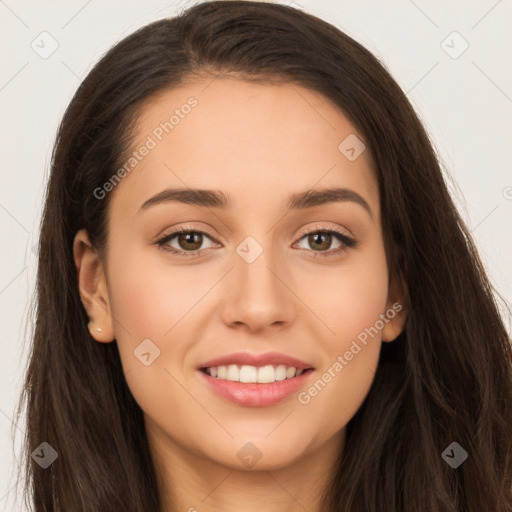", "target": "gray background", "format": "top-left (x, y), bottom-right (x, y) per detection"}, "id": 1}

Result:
top-left (1, 0), bottom-right (511, 509)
